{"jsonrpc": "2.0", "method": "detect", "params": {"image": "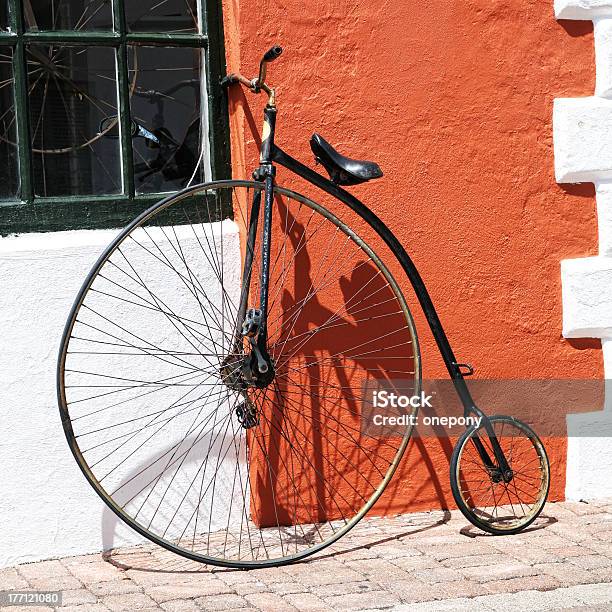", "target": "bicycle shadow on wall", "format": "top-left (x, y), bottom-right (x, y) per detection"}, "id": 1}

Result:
top-left (245, 194), bottom-right (452, 531)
